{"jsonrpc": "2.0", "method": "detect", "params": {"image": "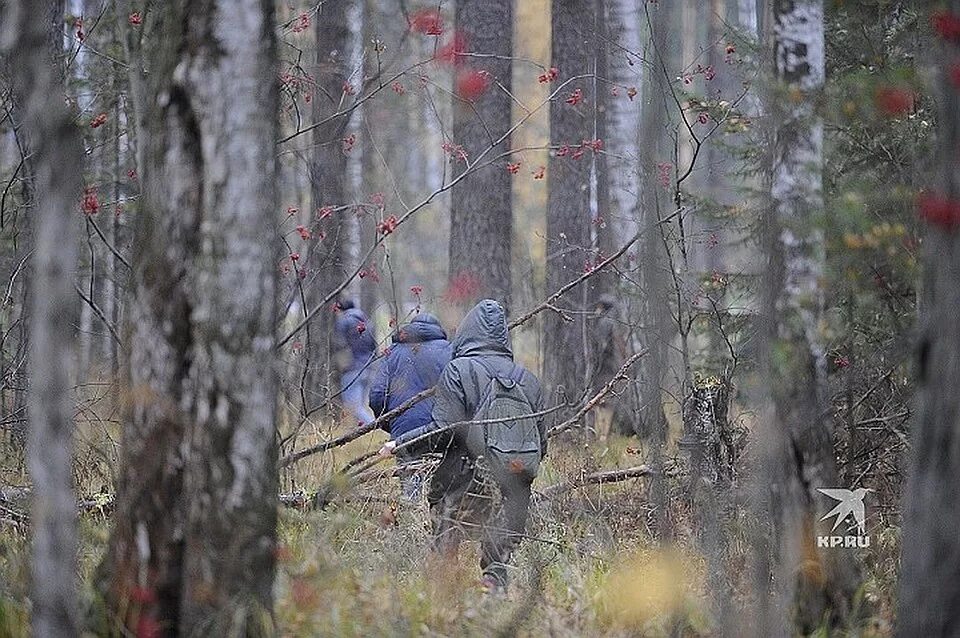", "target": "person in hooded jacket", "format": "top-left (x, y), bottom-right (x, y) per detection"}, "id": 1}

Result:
top-left (333, 299), bottom-right (377, 425)
top-left (381, 299), bottom-right (544, 591)
top-left (369, 313), bottom-right (451, 497)
top-left (587, 294), bottom-right (632, 439)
